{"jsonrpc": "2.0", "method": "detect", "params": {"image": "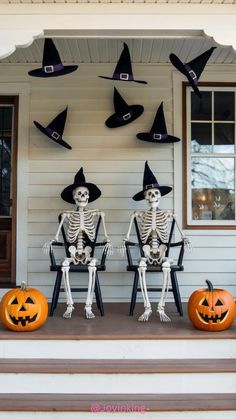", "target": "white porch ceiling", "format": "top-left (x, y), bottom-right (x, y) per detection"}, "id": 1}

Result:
top-left (1, 37), bottom-right (236, 64)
